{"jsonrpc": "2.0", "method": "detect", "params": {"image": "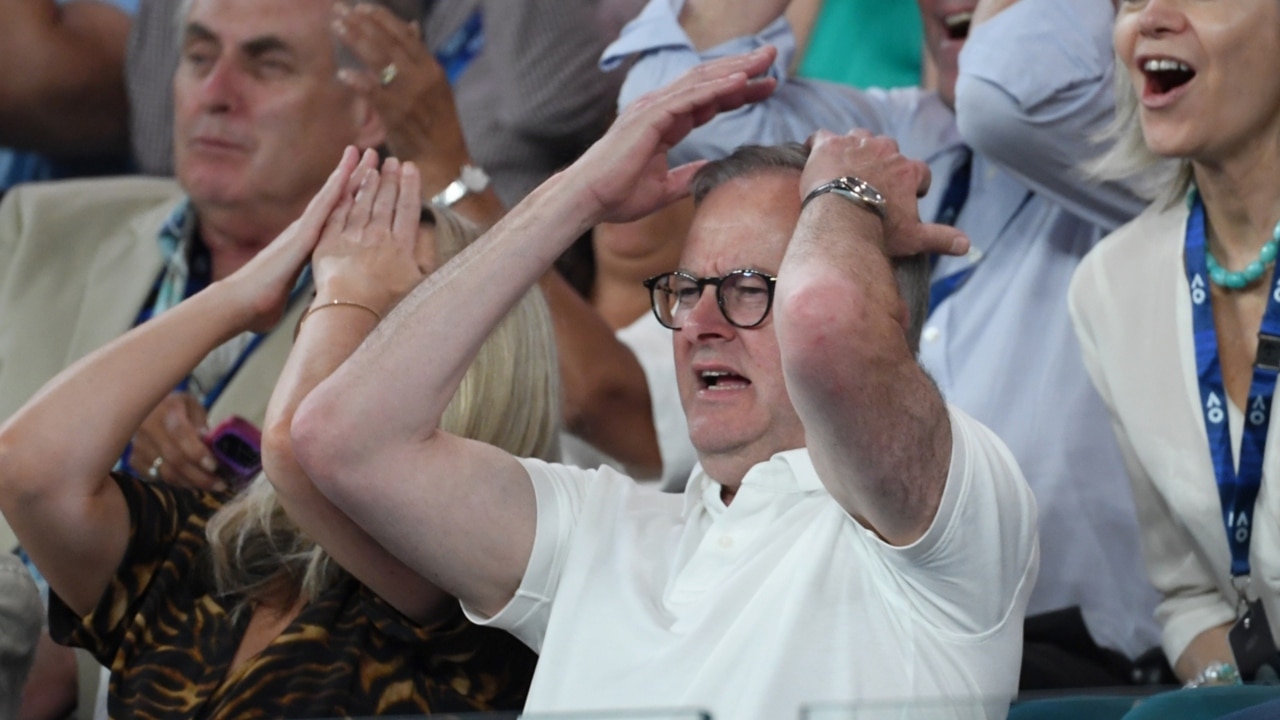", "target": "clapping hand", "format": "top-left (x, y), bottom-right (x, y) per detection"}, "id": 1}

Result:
top-left (311, 151), bottom-right (428, 316)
